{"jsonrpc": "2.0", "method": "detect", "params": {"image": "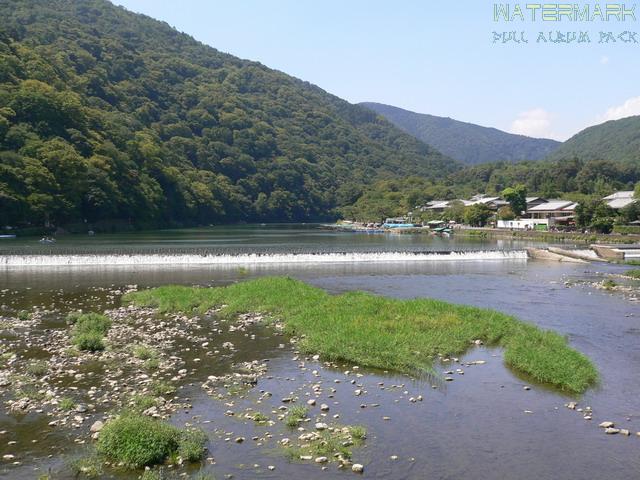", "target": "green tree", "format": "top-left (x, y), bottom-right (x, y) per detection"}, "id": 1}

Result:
top-left (497, 205), bottom-right (515, 221)
top-left (442, 201), bottom-right (466, 223)
top-left (501, 185), bottom-right (527, 216)
top-left (464, 204), bottom-right (493, 227)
